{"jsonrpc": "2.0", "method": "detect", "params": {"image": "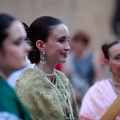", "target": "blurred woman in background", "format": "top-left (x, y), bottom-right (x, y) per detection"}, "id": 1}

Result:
top-left (0, 13), bottom-right (31, 119)
top-left (80, 40), bottom-right (120, 120)
top-left (7, 22), bottom-right (34, 88)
